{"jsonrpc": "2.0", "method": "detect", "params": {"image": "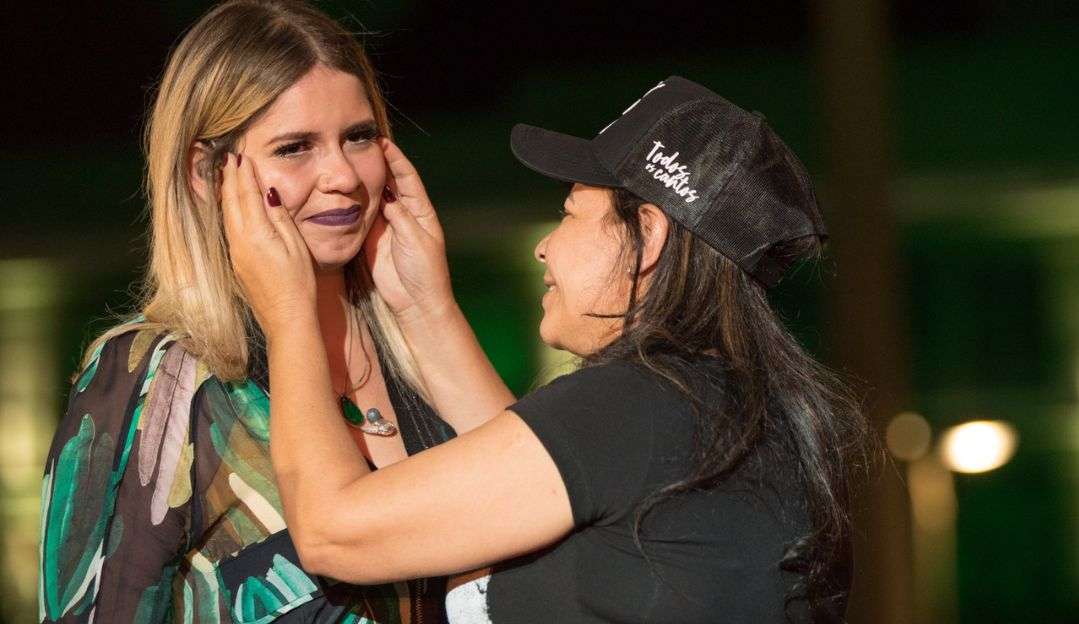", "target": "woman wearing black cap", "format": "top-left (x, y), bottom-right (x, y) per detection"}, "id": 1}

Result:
top-left (221, 76), bottom-right (868, 622)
